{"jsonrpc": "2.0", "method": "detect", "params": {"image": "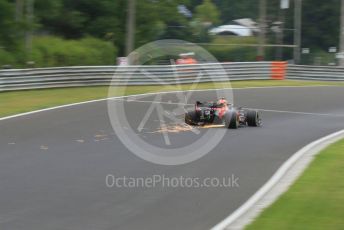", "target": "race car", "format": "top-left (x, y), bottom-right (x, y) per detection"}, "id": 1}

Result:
top-left (184, 98), bottom-right (261, 129)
